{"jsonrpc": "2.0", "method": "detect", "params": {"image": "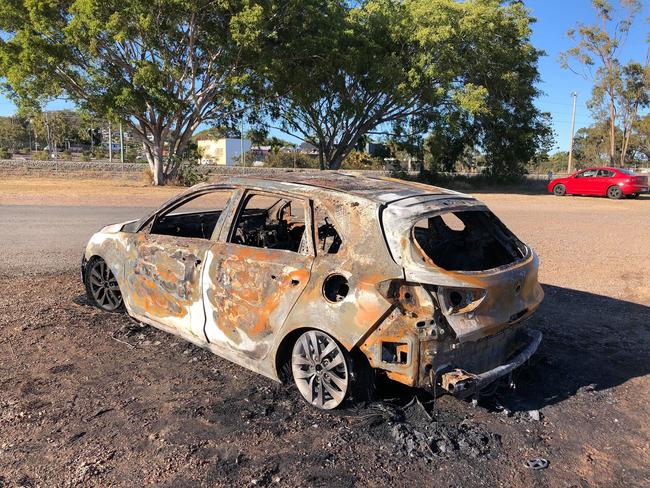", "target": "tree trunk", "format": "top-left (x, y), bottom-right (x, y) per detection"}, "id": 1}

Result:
top-left (144, 141), bottom-right (165, 186)
top-left (609, 101), bottom-right (617, 165)
top-left (318, 145), bottom-right (325, 170)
